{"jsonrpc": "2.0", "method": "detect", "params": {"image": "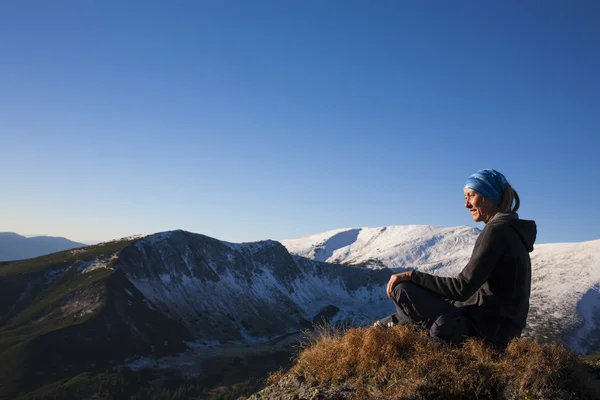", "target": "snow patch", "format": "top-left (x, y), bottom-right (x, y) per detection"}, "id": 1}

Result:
top-left (79, 253), bottom-right (119, 274)
top-left (70, 248), bottom-right (87, 255)
top-left (97, 234), bottom-right (149, 246)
